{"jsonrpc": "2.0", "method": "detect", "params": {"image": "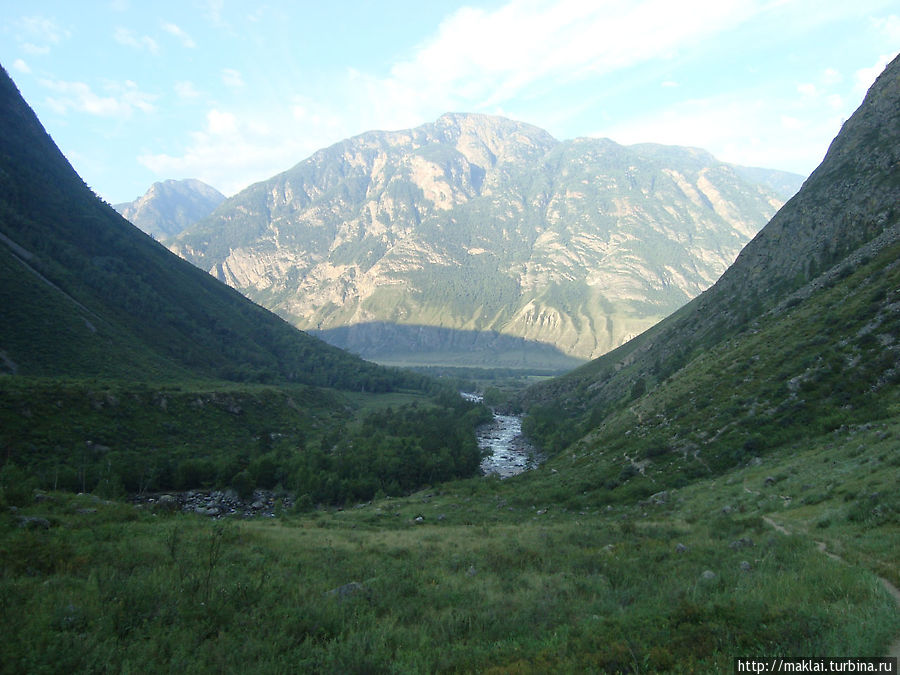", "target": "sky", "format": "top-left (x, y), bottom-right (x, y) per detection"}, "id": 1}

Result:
top-left (1, 1), bottom-right (897, 204)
